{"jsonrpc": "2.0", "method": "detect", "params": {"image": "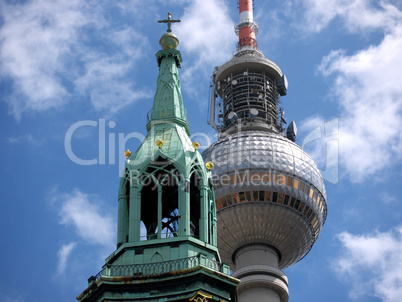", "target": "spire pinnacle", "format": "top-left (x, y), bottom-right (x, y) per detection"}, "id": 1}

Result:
top-left (158, 12), bottom-right (181, 50)
top-left (158, 12), bottom-right (181, 33)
